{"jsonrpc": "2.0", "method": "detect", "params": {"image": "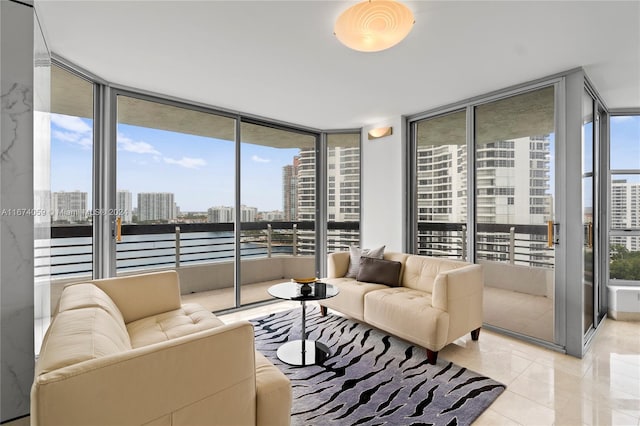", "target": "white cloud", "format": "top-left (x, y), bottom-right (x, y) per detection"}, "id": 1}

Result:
top-left (252, 155), bottom-right (270, 163)
top-left (51, 114), bottom-right (92, 133)
top-left (117, 134), bottom-right (161, 155)
top-left (163, 156), bottom-right (207, 169)
top-left (52, 129), bottom-right (92, 149)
